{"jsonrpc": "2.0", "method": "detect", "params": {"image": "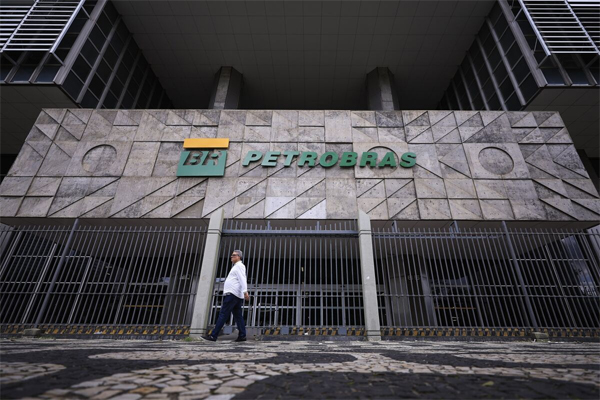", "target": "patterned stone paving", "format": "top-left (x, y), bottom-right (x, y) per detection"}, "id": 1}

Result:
top-left (0, 338), bottom-right (598, 399)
